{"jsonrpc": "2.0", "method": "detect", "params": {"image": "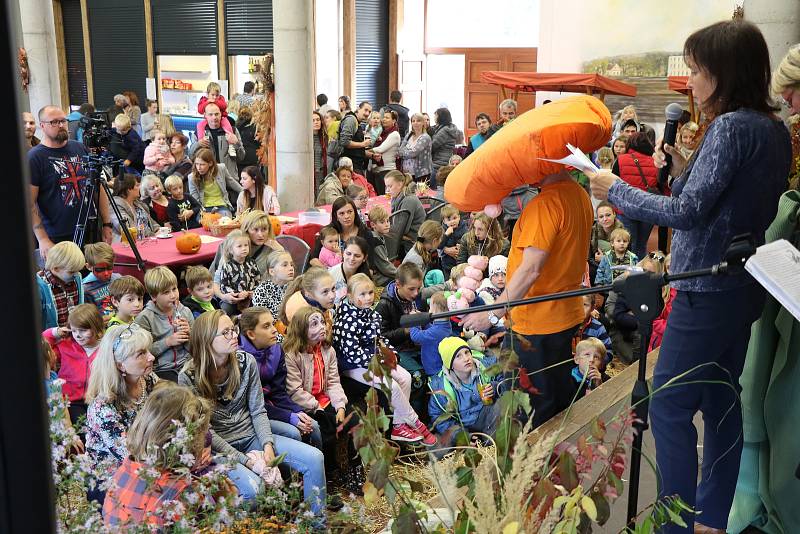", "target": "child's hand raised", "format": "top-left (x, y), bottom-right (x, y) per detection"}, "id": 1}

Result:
top-left (166, 330), bottom-right (190, 347)
top-left (56, 326), bottom-right (71, 339)
top-left (445, 226), bottom-right (454, 236)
